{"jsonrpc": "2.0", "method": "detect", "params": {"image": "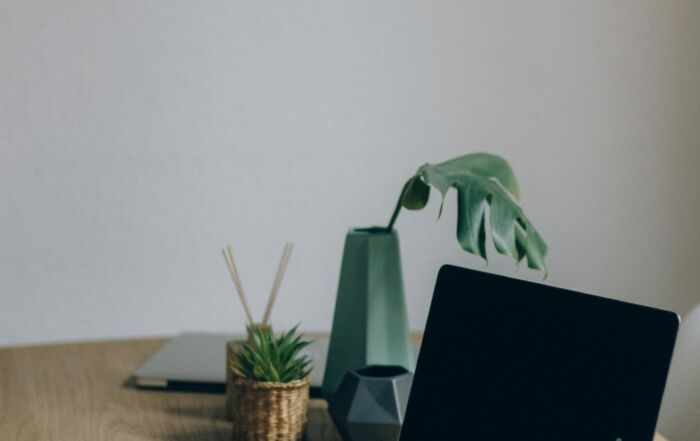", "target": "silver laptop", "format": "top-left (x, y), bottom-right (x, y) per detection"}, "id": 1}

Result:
top-left (133, 332), bottom-right (329, 389)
